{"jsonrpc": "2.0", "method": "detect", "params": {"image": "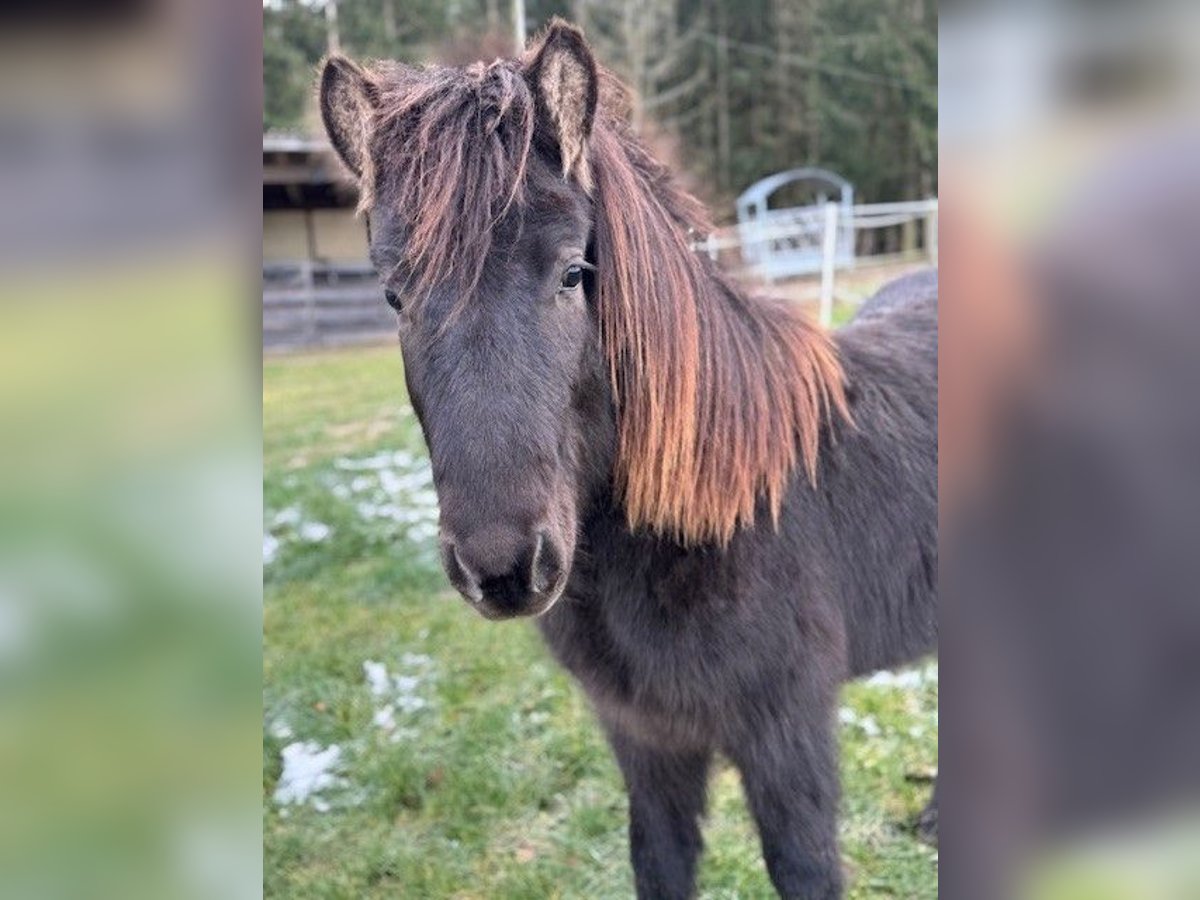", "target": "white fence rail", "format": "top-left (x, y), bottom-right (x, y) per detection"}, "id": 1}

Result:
top-left (697, 198), bottom-right (938, 325)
